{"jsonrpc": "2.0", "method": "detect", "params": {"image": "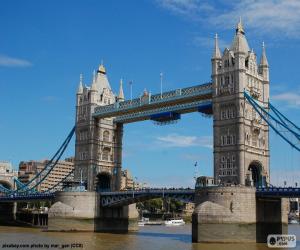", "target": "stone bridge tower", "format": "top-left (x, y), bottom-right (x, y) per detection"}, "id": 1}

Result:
top-left (212, 20), bottom-right (270, 186)
top-left (75, 64), bottom-right (124, 191)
